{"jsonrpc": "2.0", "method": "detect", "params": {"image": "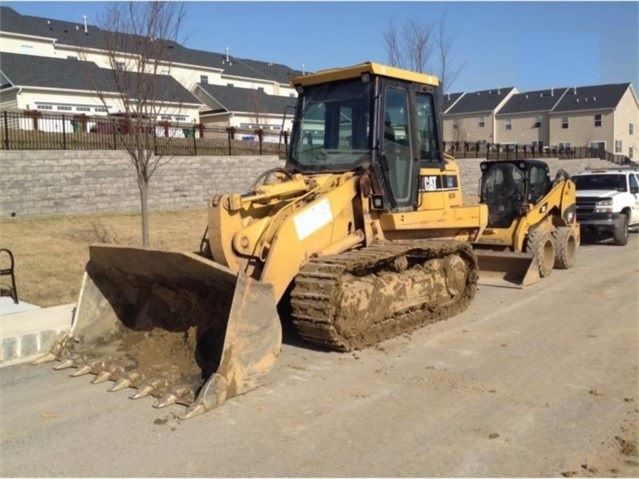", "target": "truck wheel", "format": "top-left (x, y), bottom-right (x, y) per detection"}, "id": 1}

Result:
top-left (613, 214), bottom-right (629, 246)
top-left (552, 227), bottom-right (577, 269)
top-left (526, 230), bottom-right (555, 278)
